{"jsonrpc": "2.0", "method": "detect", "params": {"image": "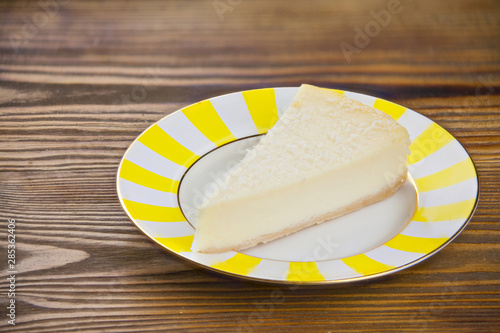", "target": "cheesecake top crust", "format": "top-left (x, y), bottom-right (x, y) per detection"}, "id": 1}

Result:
top-left (200, 84), bottom-right (410, 205)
